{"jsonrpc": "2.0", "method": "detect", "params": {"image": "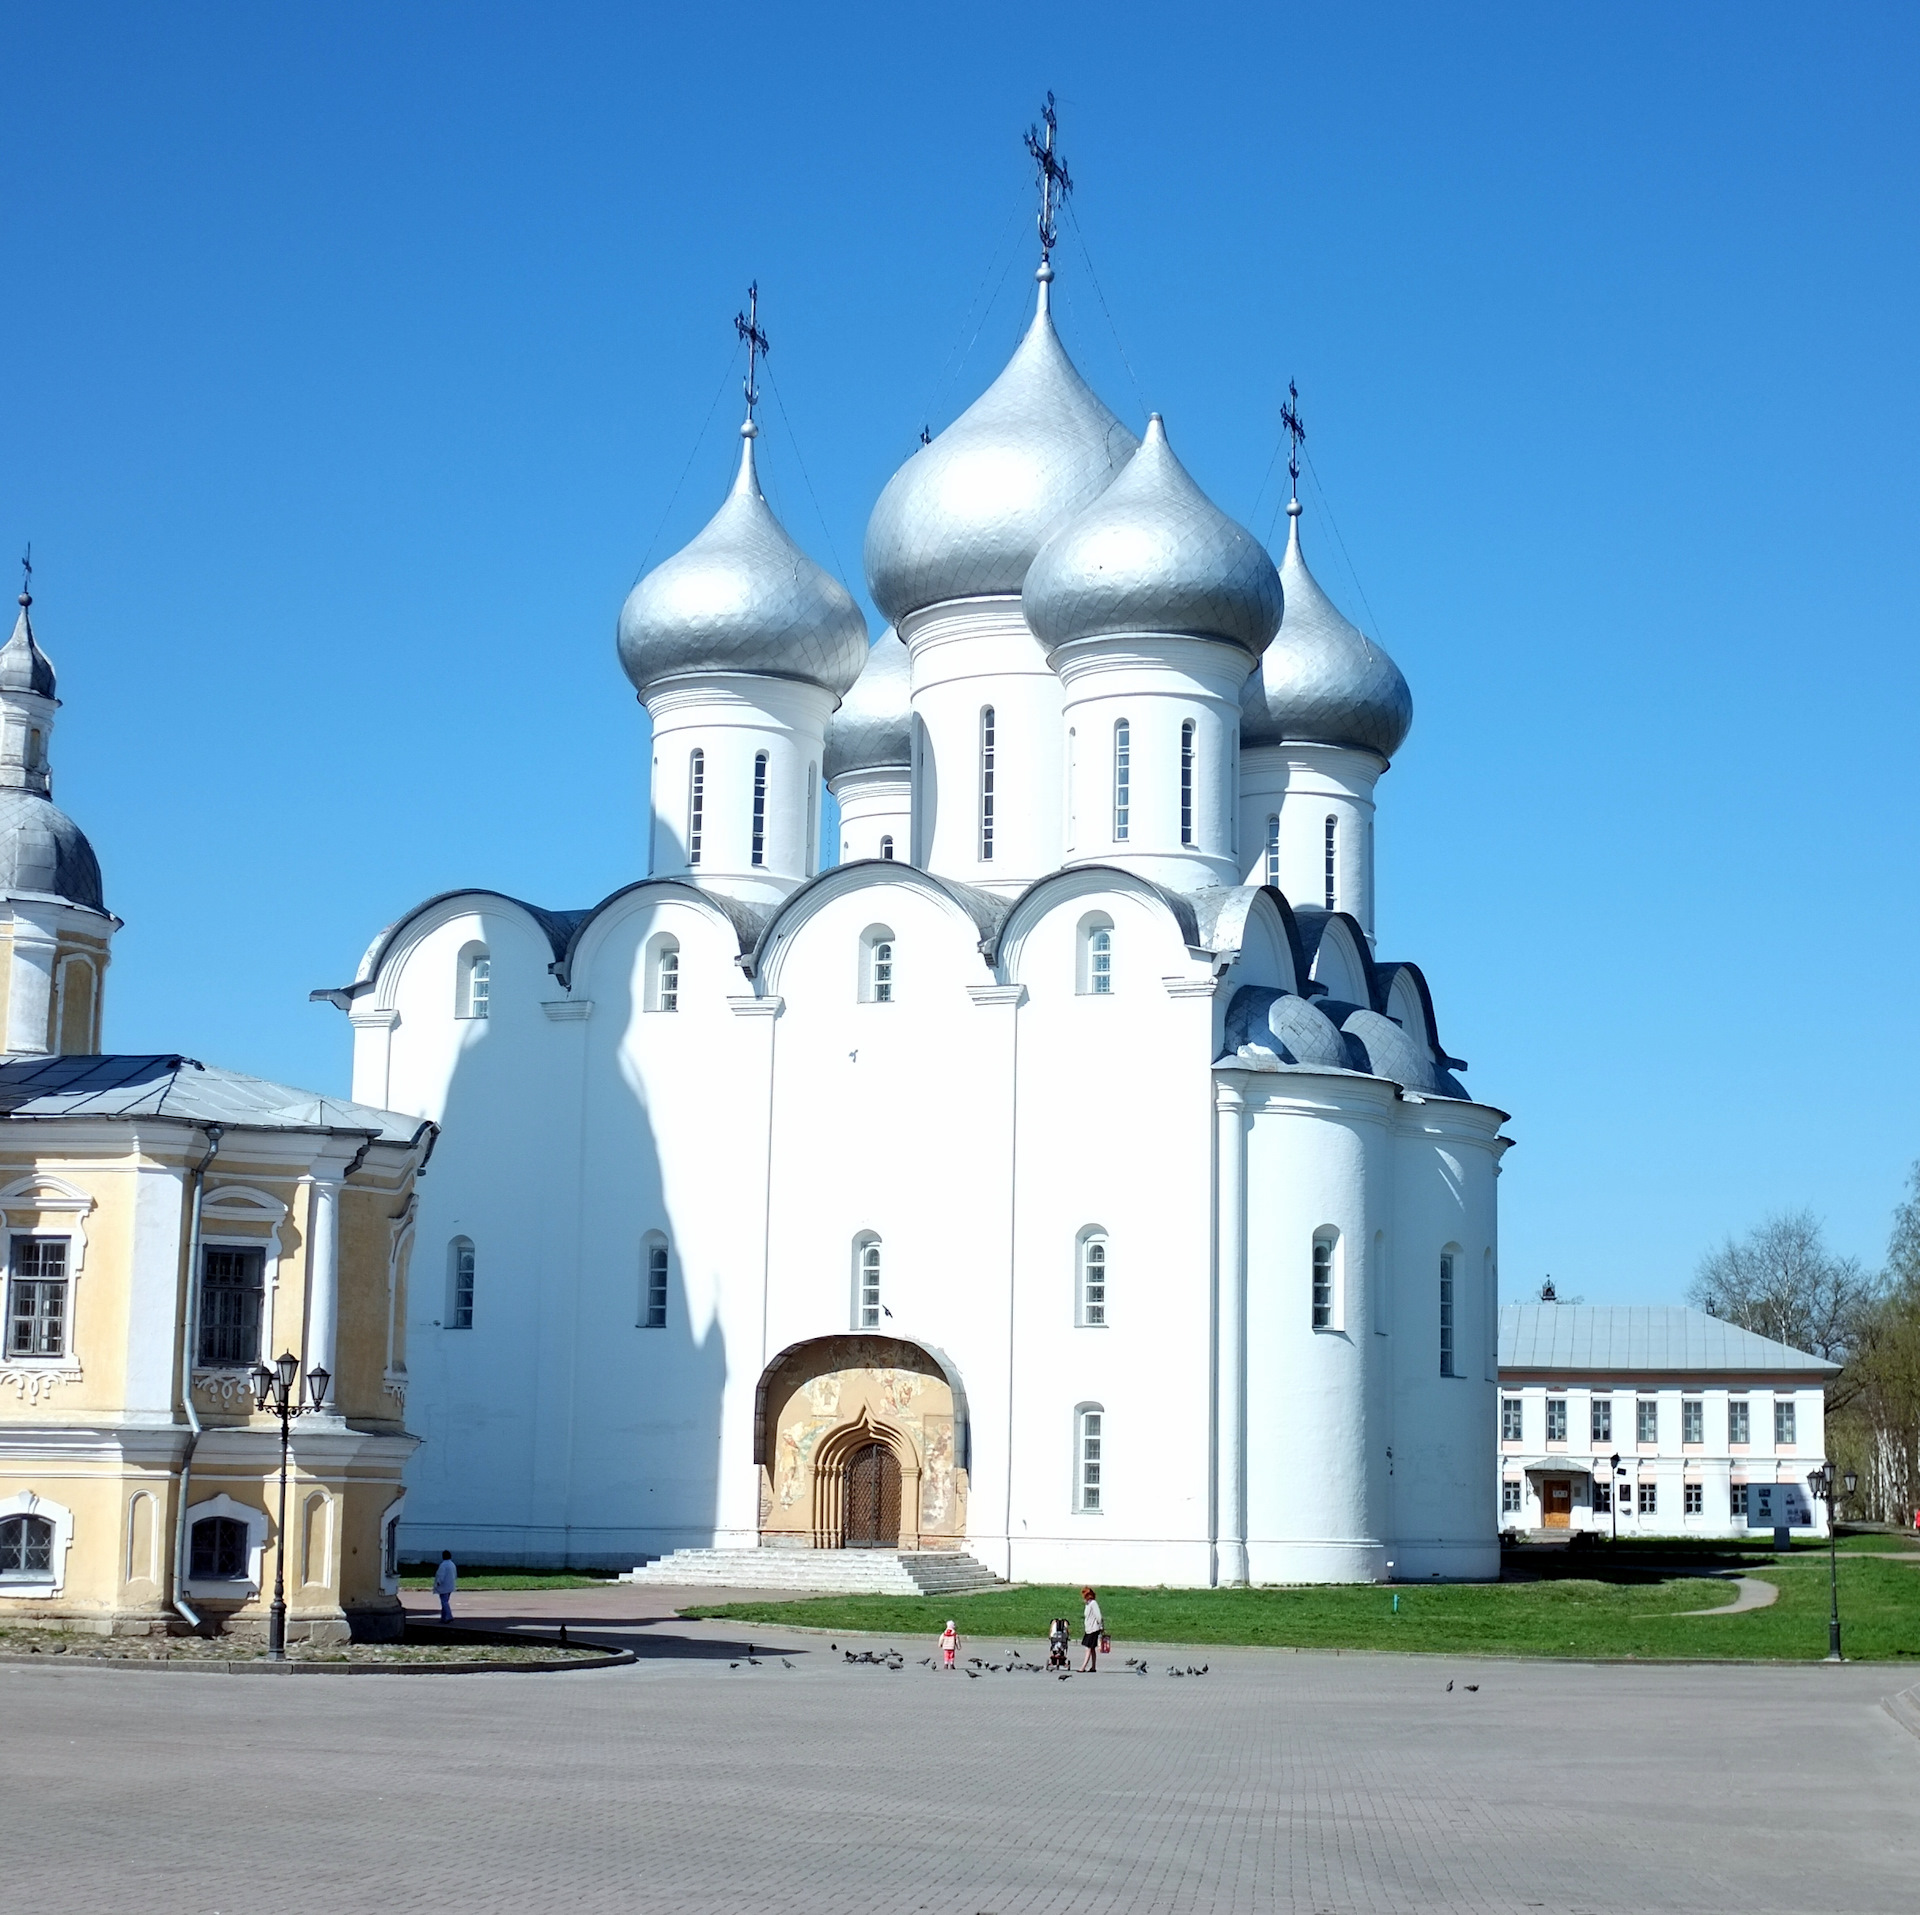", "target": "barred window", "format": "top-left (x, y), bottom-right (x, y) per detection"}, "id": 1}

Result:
top-left (0, 1513), bottom-right (54, 1578)
top-left (5, 1236), bottom-right (70, 1360)
top-left (198, 1246), bottom-right (265, 1368)
top-left (189, 1516), bottom-right (249, 1581)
